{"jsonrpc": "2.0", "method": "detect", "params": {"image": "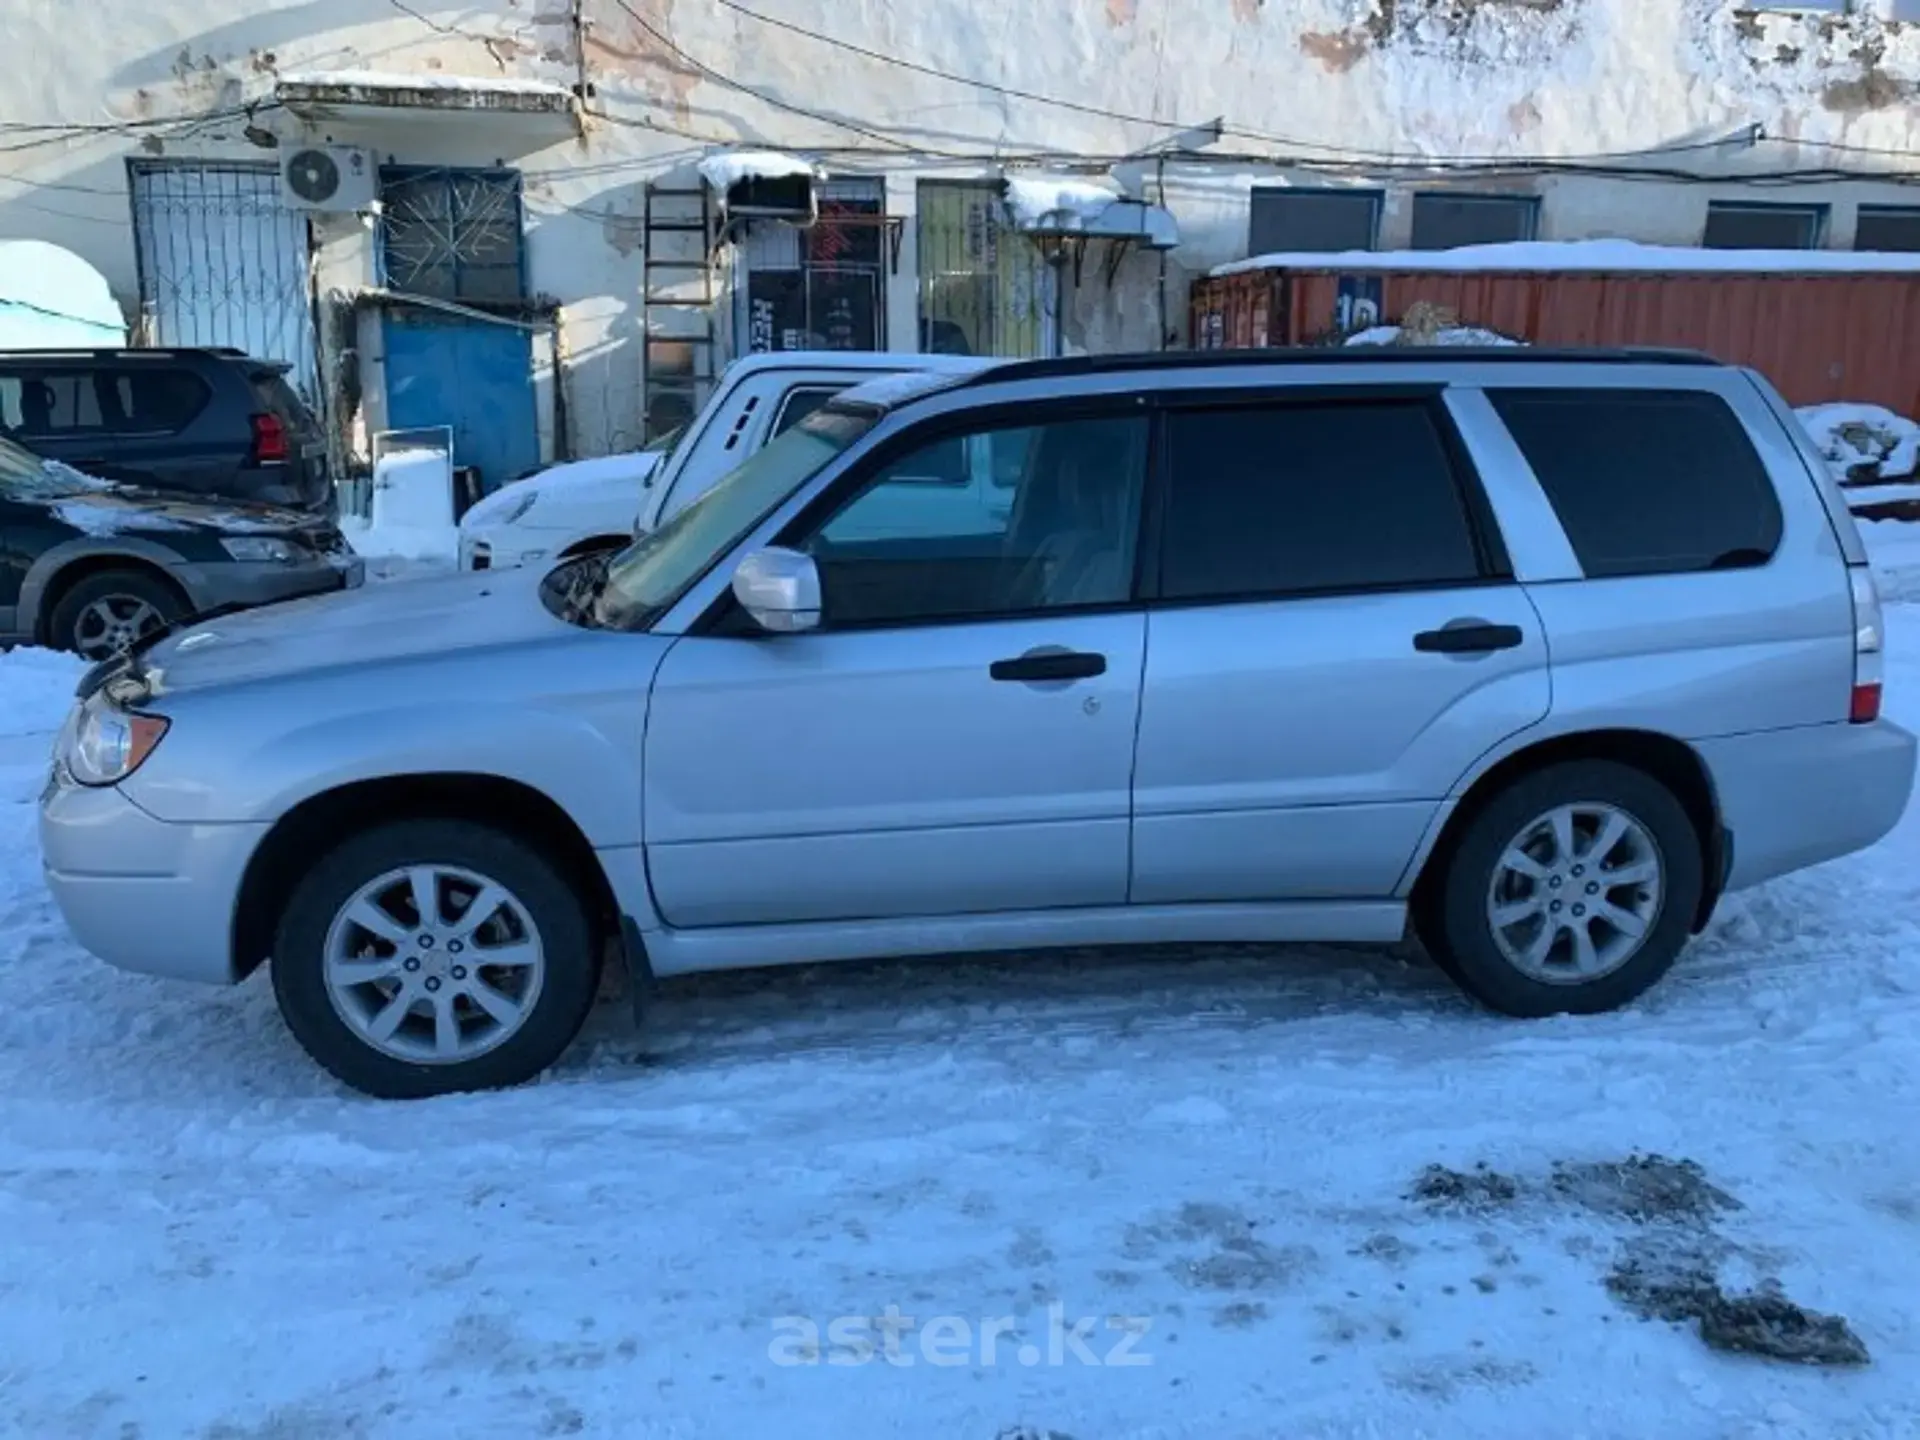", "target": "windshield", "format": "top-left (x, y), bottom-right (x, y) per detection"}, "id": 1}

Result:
top-left (0, 435), bottom-right (104, 500)
top-left (583, 405), bottom-right (875, 630)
